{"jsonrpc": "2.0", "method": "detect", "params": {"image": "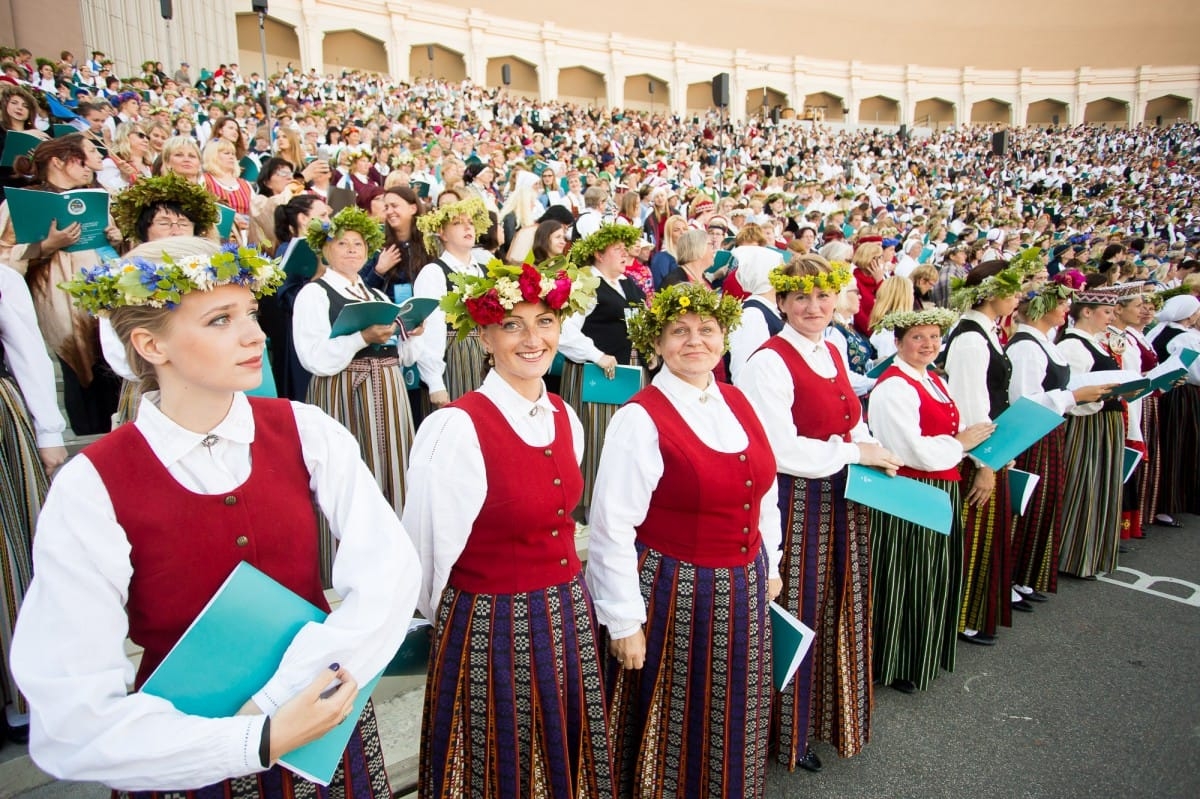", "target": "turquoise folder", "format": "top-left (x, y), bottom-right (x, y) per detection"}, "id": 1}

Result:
top-left (395, 297), bottom-right (438, 333)
top-left (215, 203), bottom-right (237, 239)
top-left (581, 363), bottom-right (643, 405)
top-left (329, 301), bottom-right (399, 338)
top-left (245, 344), bottom-right (277, 398)
top-left (0, 130), bottom-right (41, 167)
top-left (1008, 467), bottom-right (1040, 516)
top-left (5, 187), bottom-right (111, 251)
top-left (769, 602), bottom-right (814, 691)
top-left (1122, 447), bottom-right (1143, 484)
top-left (239, 155), bottom-right (260, 182)
top-left (1097, 377), bottom-right (1150, 403)
top-left (968, 396), bottom-right (1065, 471)
top-left (866, 354), bottom-right (895, 379)
top-left (382, 620), bottom-right (433, 677)
top-left (280, 238), bottom-right (319, 280)
top-left (706, 249), bottom-right (734, 275)
top-left (140, 562), bottom-right (381, 786)
top-left (845, 464), bottom-right (953, 535)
